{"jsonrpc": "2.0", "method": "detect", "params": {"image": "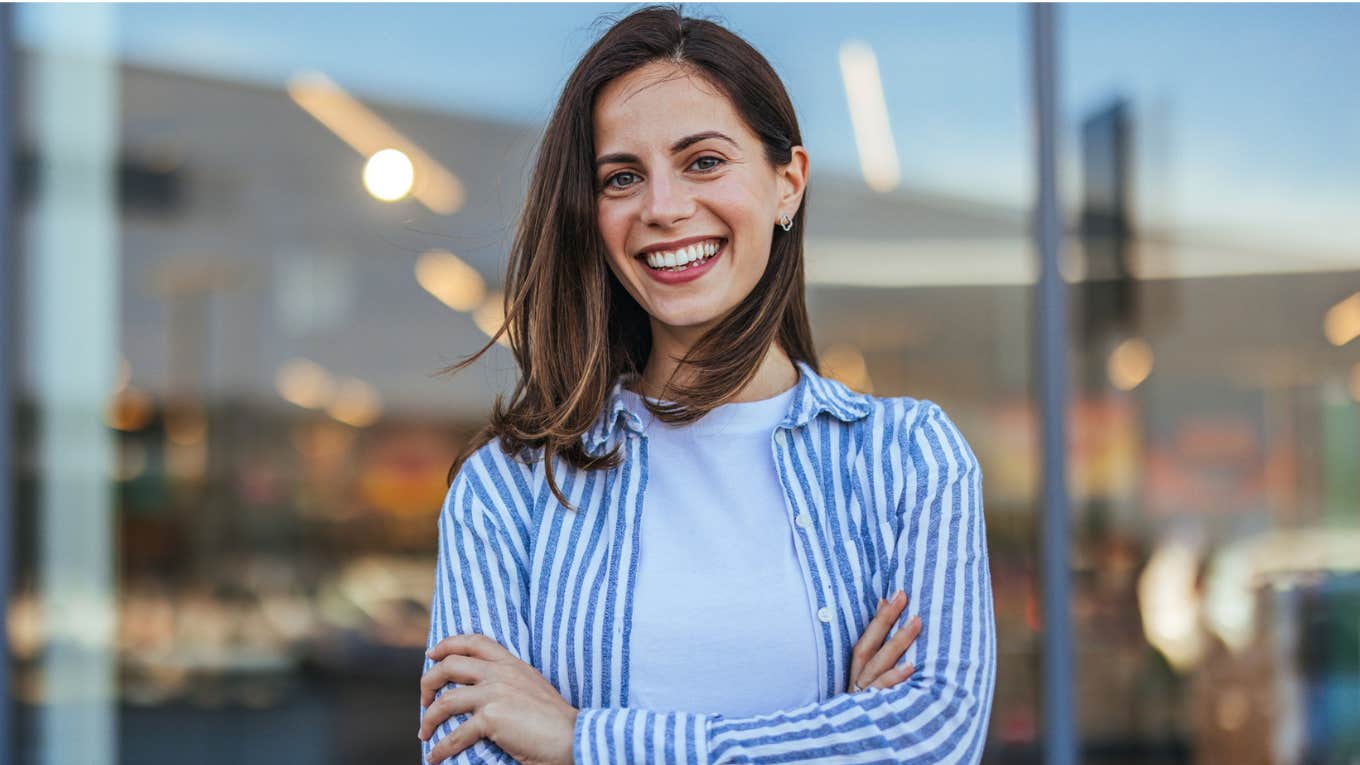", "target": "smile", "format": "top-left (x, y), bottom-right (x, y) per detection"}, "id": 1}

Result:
top-left (638, 238), bottom-right (725, 271)
top-left (635, 238), bottom-right (726, 285)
